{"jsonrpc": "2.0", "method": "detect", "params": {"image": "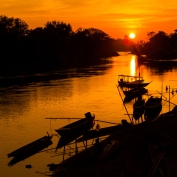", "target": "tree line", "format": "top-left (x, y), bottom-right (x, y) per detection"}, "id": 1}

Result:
top-left (131, 30), bottom-right (177, 61)
top-left (1, 15), bottom-right (176, 76)
top-left (0, 15), bottom-right (121, 76)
